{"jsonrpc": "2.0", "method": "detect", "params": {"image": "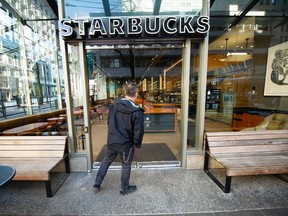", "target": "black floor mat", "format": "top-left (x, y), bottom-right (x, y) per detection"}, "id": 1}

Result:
top-left (96, 143), bottom-right (177, 162)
